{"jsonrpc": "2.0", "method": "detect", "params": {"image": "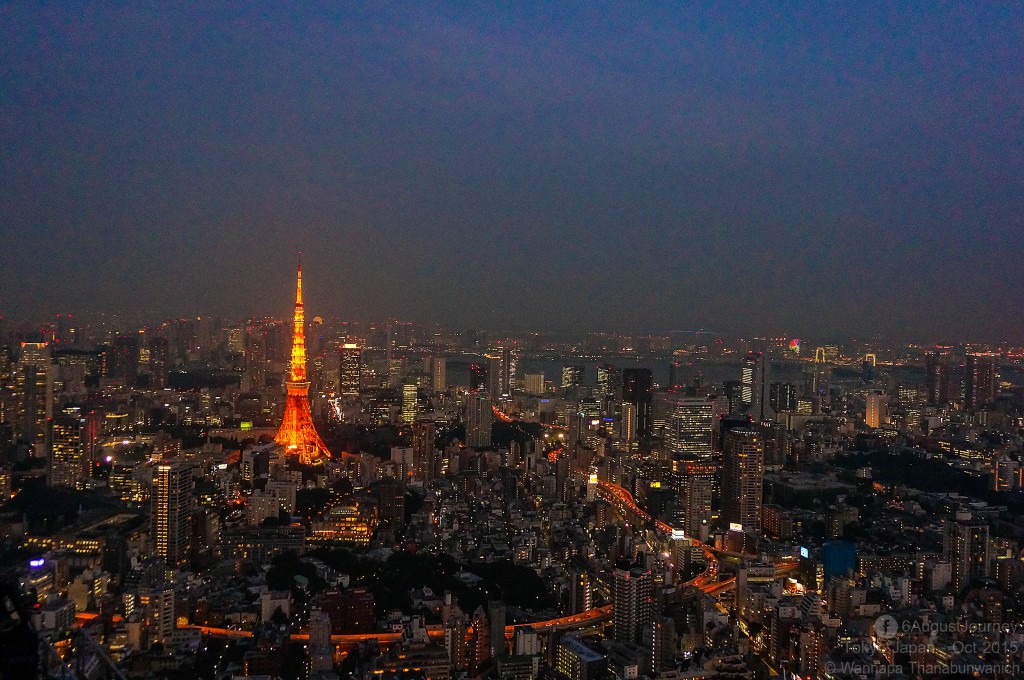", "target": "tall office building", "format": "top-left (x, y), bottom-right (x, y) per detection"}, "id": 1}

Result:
top-left (469, 362), bottom-right (487, 392)
top-left (524, 373), bottom-right (545, 395)
top-left (16, 342), bottom-right (53, 453)
top-left (947, 512), bottom-right (990, 592)
top-left (109, 335), bottom-right (140, 386)
top-left (242, 324), bottom-right (267, 392)
top-left (596, 364), bottom-right (620, 398)
top-left (431, 356), bottom-right (447, 392)
top-left (487, 355), bottom-right (504, 401)
top-left (612, 566), bottom-right (653, 645)
top-left (466, 393), bottom-right (493, 448)
top-left (741, 352), bottom-right (774, 423)
top-left (721, 429), bottom-right (765, 532)
top-left (671, 460), bottom-right (717, 537)
top-left (338, 343), bottom-right (362, 395)
top-left (152, 462), bottom-right (194, 567)
top-left (147, 335), bottom-right (169, 389)
top-left (49, 414), bottom-right (85, 488)
top-left (618, 402), bottom-right (637, 444)
top-left (664, 396), bottom-right (714, 458)
top-left (622, 368), bottom-right (653, 440)
top-left (401, 381), bottom-right (418, 423)
top-left (561, 365), bottom-right (585, 390)
top-left (925, 351), bottom-right (952, 406)
top-left (501, 347), bottom-right (516, 397)
top-left (769, 382), bottom-right (797, 413)
top-left (865, 391), bottom-right (889, 428)
top-left (965, 353), bottom-right (996, 412)
top-left (668, 361), bottom-right (687, 392)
